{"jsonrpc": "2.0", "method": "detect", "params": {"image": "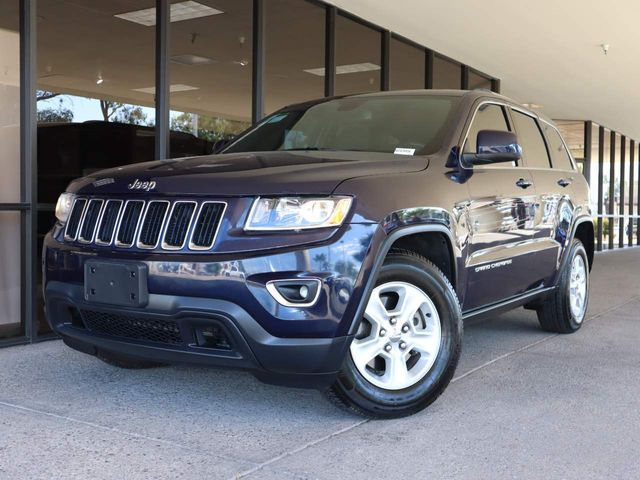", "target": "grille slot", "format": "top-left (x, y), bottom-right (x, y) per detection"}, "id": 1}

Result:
top-left (64, 199), bottom-right (87, 241)
top-left (96, 200), bottom-right (123, 245)
top-left (80, 309), bottom-right (183, 345)
top-left (63, 197), bottom-right (226, 251)
top-left (137, 201), bottom-right (169, 248)
top-left (78, 199), bottom-right (103, 243)
top-left (116, 200), bottom-right (145, 247)
top-left (189, 202), bottom-right (225, 250)
top-left (163, 202), bottom-right (196, 249)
